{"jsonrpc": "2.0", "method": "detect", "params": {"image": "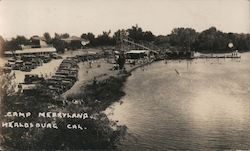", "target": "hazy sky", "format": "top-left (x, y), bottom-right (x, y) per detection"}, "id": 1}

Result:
top-left (0, 0), bottom-right (249, 38)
